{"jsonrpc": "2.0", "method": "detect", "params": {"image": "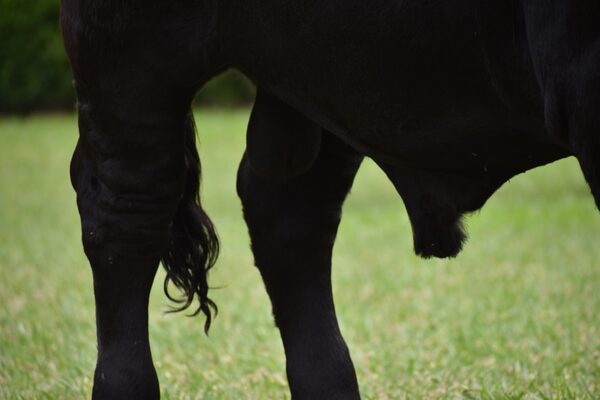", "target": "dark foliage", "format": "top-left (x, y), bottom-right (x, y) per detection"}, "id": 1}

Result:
top-left (0, 0), bottom-right (73, 113)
